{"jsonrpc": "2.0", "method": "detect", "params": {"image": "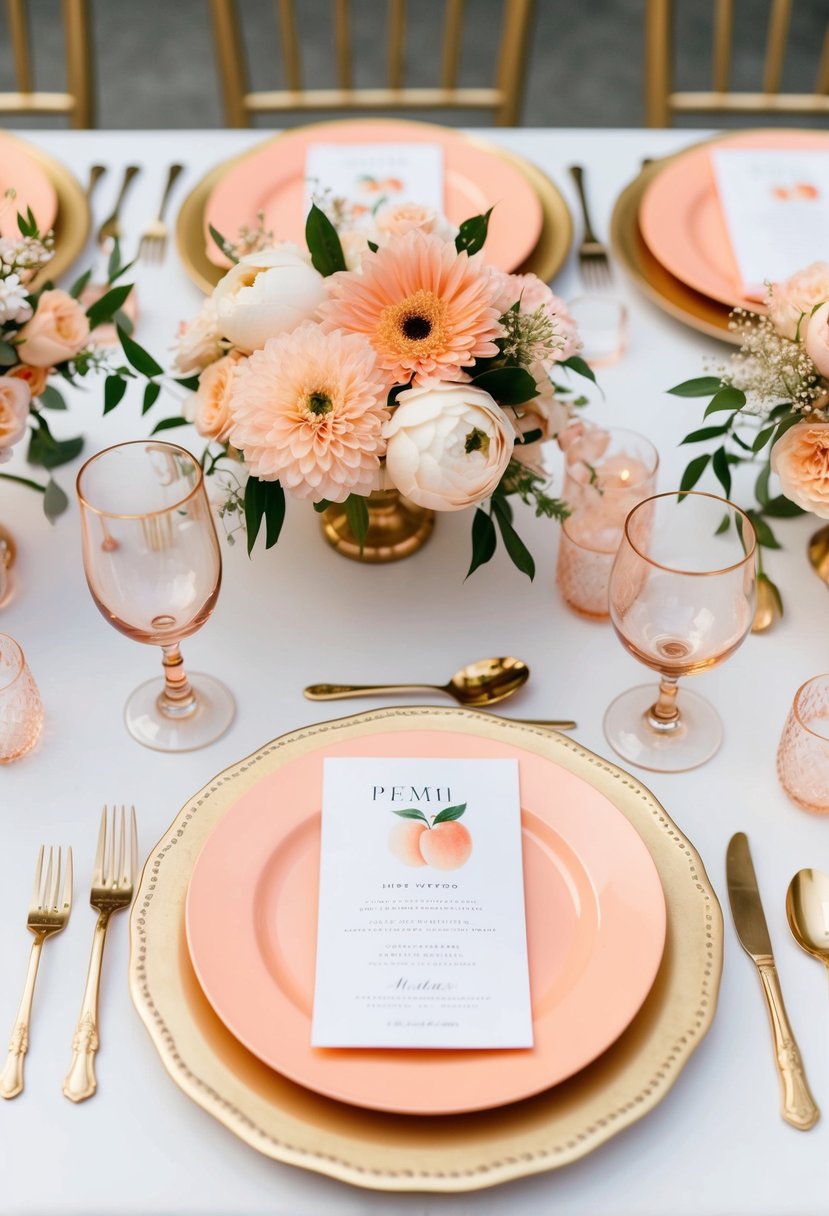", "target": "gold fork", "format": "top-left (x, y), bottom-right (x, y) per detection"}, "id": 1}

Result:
top-left (569, 164), bottom-right (613, 290)
top-left (96, 165), bottom-right (141, 251)
top-left (0, 845), bottom-right (73, 1099)
top-left (138, 163), bottom-right (184, 264)
top-left (63, 806), bottom-right (137, 1103)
